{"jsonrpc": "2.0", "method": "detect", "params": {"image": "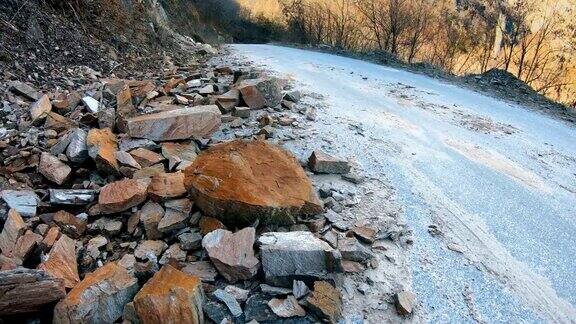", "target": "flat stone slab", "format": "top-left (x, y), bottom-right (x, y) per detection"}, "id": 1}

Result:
top-left (258, 231), bottom-right (342, 287)
top-left (1, 190), bottom-right (39, 217)
top-left (126, 105), bottom-right (221, 141)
